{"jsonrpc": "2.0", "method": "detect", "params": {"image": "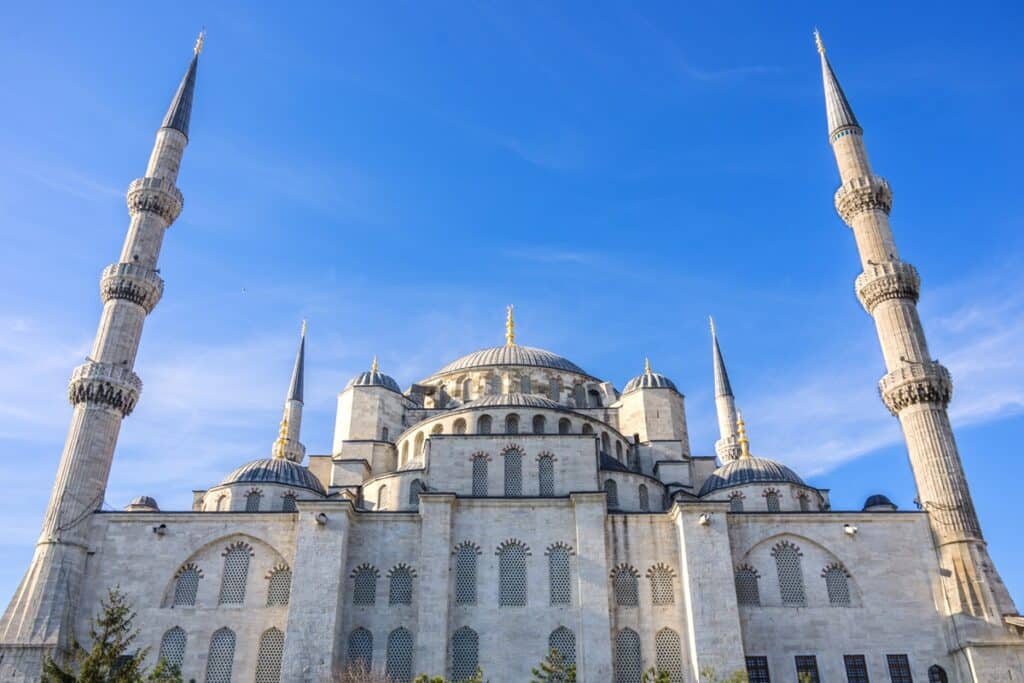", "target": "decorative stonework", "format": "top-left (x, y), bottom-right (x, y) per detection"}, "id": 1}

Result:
top-left (879, 361), bottom-right (953, 414)
top-left (855, 261), bottom-right (920, 313)
top-left (834, 175), bottom-right (892, 225)
top-left (99, 262), bottom-right (164, 313)
top-left (67, 361), bottom-right (142, 416)
top-left (126, 176), bottom-right (183, 223)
